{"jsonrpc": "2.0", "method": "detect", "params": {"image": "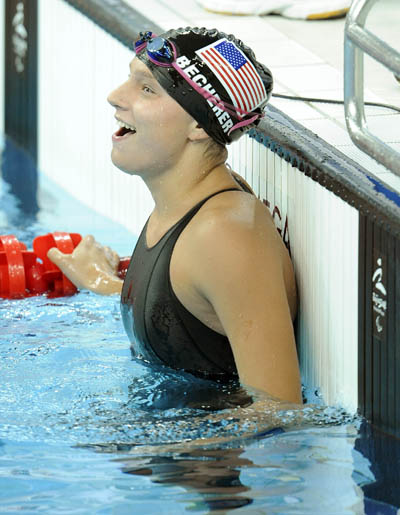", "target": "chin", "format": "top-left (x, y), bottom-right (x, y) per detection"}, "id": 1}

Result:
top-left (116, 166), bottom-right (140, 176)
top-left (111, 155), bottom-right (139, 176)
